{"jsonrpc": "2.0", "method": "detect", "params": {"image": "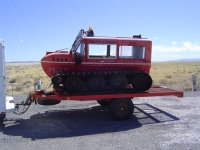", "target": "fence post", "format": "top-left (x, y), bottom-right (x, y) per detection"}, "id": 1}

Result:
top-left (34, 80), bottom-right (42, 91)
top-left (11, 84), bottom-right (13, 95)
top-left (192, 75), bottom-right (198, 91)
